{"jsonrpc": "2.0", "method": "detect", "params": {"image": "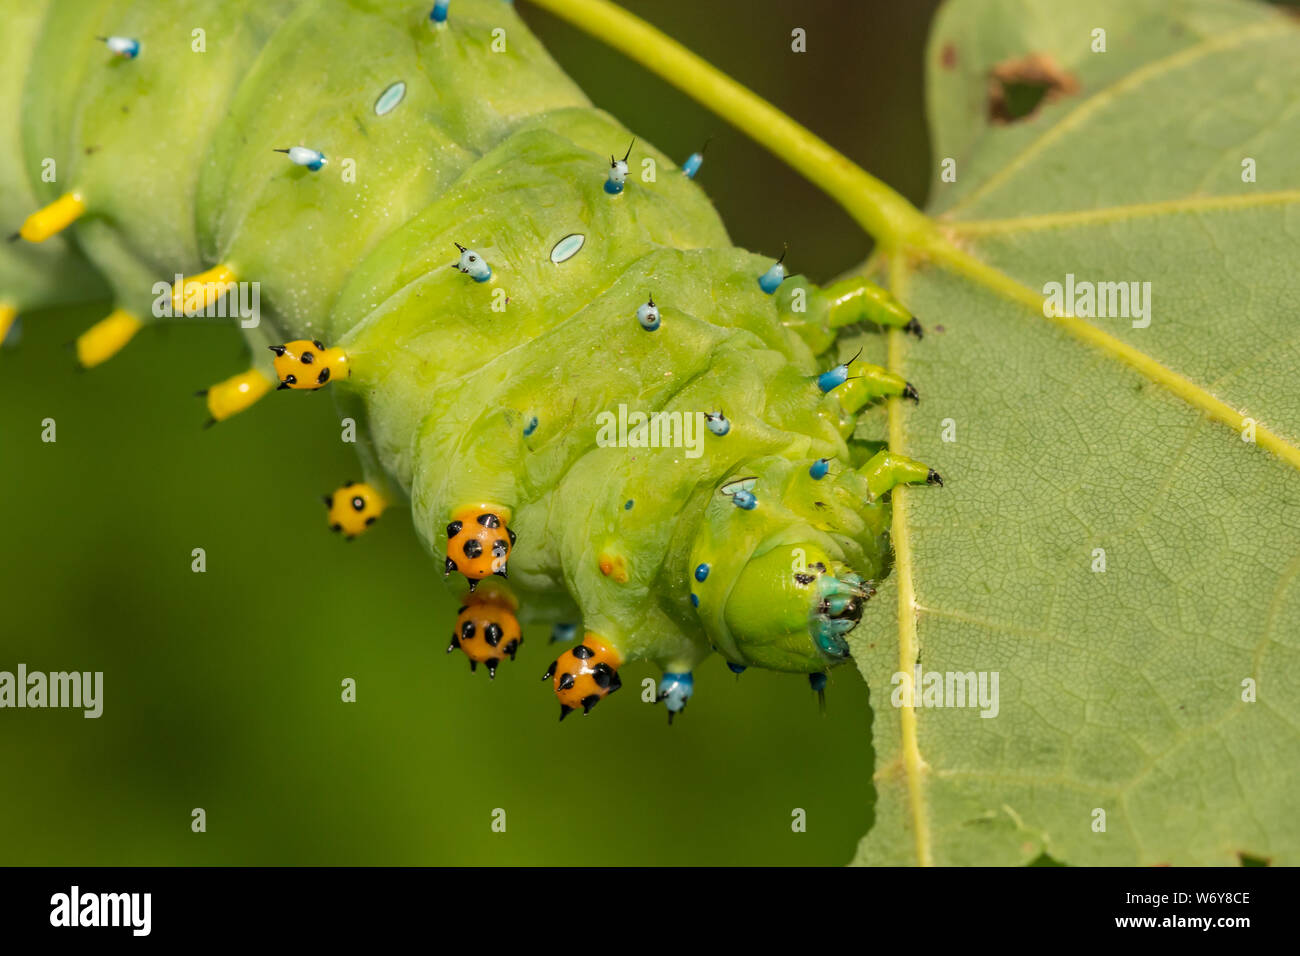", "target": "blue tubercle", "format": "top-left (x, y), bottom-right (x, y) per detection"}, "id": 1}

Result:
top-left (689, 593), bottom-right (699, 607)
top-left (452, 243), bottom-right (491, 282)
top-left (758, 247), bottom-right (788, 294)
top-left (275, 146), bottom-right (327, 171)
top-left (809, 673), bottom-right (828, 692)
top-left (705, 411), bottom-right (730, 436)
top-left (102, 36), bottom-right (140, 59)
top-left (430, 0), bottom-right (450, 24)
top-left (727, 662), bottom-right (747, 675)
top-left (624, 499), bottom-right (634, 510)
top-left (719, 475), bottom-right (757, 511)
top-left (681, 140), bottom-right (709, 179)
top-left (523, 416), bottom-right (539, 436)
top-left (694, 563), bottom-right (710, 582)
top-left (809, 457), bottom-right (830, 480)
top-left (605, 139), bottom-right (634, 195)
top-left (657, 672), bottom-right (695, 722)
top-left (635, 295), bottom-right (660, 331)
top-left (817, 348), bottom-right (862, 393)
top-left (550, 622), bottom-right (577, 644)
